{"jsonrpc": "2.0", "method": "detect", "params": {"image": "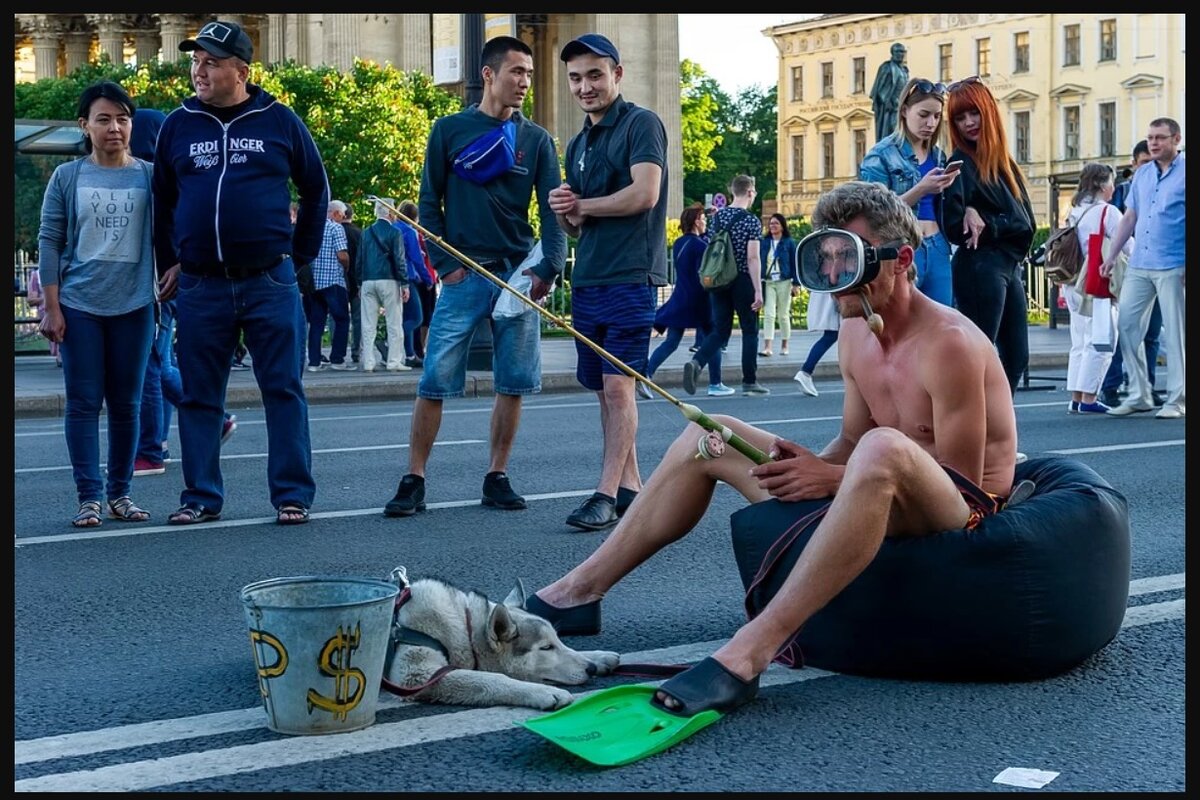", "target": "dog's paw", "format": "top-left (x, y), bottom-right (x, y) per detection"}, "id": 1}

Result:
top-left (579, 650), bottom-right (621, 676)
top-left (534, 685), bottom-right (576, 711)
